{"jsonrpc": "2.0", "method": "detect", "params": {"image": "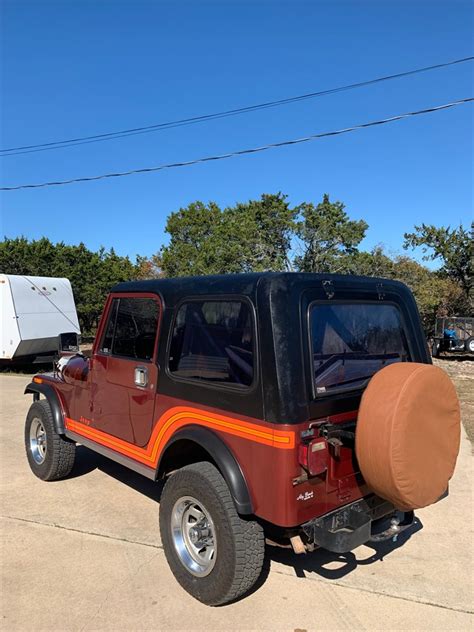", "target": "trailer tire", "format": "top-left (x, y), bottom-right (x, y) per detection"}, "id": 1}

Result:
top-left (25, 400), bottom-right (76, 481)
